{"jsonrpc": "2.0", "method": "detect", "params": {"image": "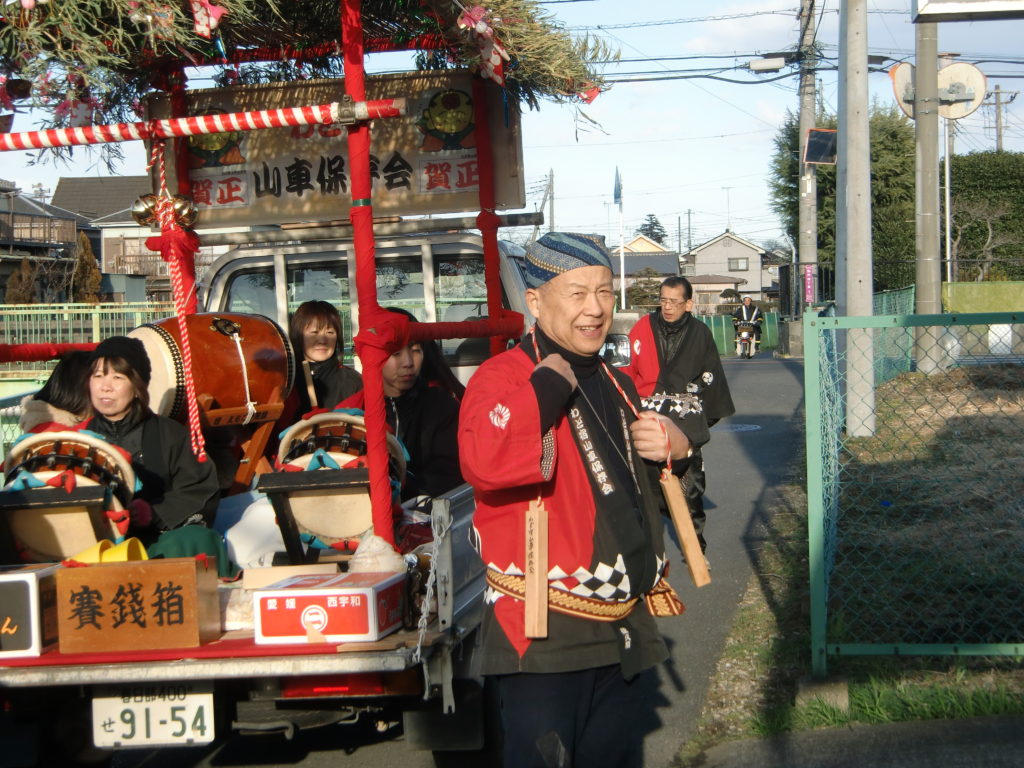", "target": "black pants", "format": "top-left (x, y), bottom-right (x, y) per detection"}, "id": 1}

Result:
top-left (495, 665), bottom-right (647, 768)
